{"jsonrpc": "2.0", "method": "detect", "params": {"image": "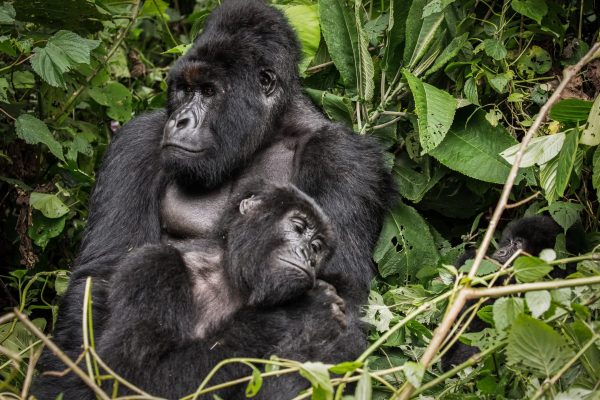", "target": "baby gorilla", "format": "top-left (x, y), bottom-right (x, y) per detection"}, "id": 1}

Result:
top-left (95, 184), bottom-right (343, 398)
